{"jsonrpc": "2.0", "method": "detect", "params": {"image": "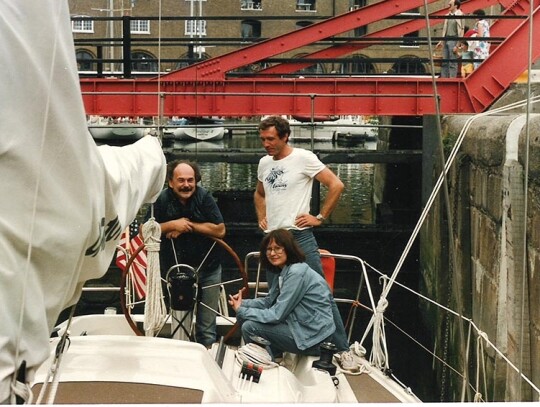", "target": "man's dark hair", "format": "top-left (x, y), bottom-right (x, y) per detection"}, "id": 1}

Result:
top-left (473, 8), bottom-right (485, 17)
top-left (166, 159), bottom-right (202, 183)
top-left (454, 0), bottom-right (461, 8)
top-left (259, 228), bottom-right (306, 271)
top-left (258, 115), bottom-right (290, 139)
